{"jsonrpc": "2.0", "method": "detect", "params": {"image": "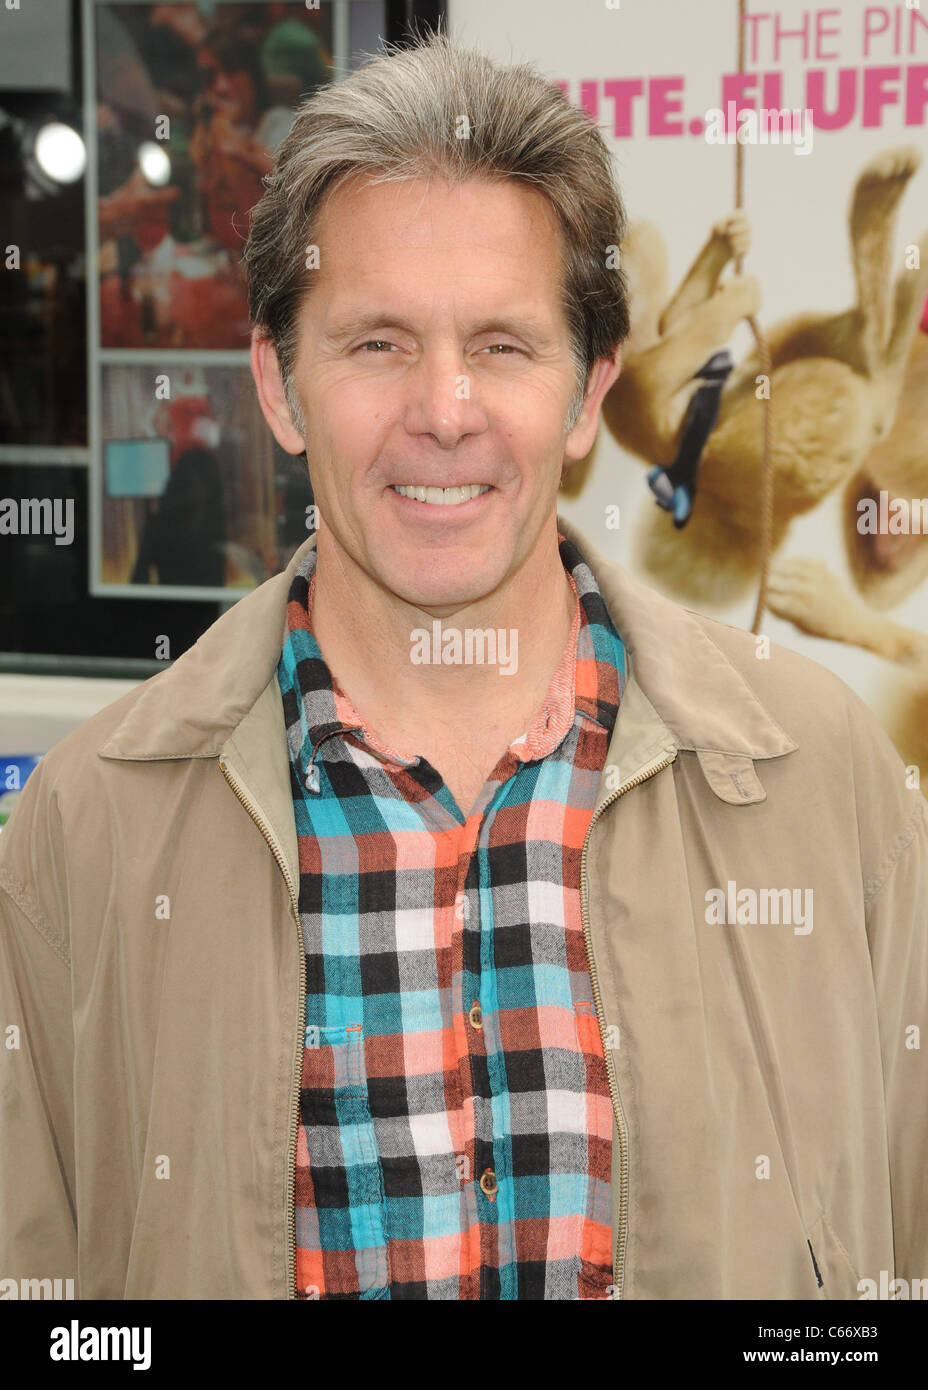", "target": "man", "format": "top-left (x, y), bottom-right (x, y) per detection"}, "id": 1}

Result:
top-left (1, 32), bottom-right (925, 1301)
